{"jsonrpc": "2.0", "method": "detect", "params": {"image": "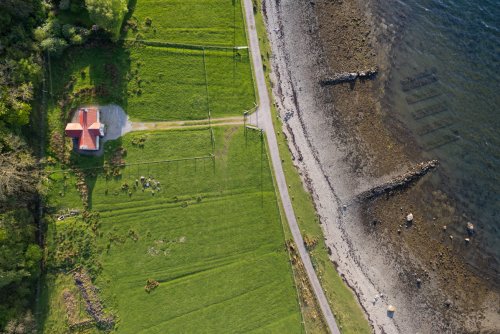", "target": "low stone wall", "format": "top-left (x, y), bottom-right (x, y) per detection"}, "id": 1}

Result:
top-left (73, 270), bottom-right (114, 329)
